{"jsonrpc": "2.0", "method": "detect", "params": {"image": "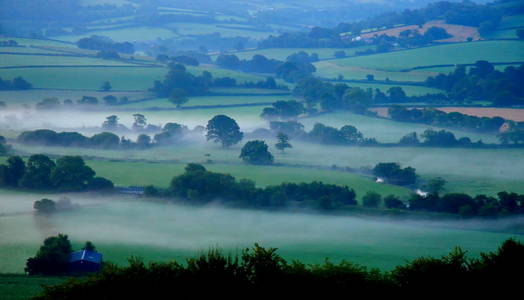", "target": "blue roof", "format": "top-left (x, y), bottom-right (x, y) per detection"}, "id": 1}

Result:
top-left (70, 250), bottom-right (102, 264)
